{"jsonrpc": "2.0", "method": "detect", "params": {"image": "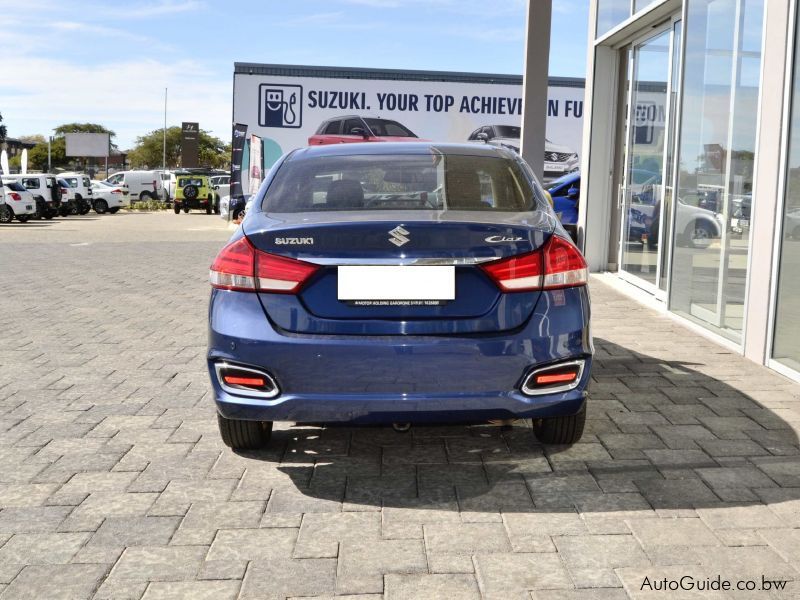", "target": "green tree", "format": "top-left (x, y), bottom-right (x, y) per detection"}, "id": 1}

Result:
top-left (0, 112), bottom-right (7, 144)
top-left (128, 126), bottom-right (229, 169)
